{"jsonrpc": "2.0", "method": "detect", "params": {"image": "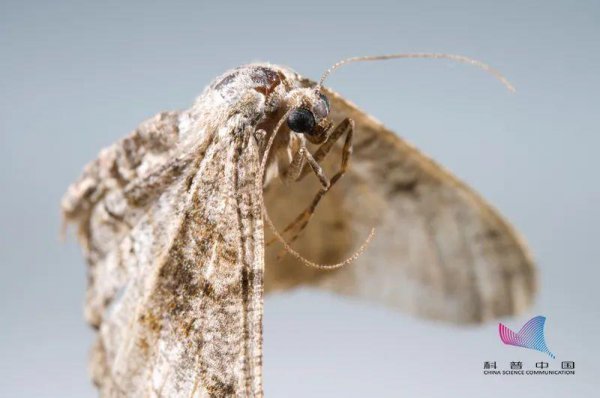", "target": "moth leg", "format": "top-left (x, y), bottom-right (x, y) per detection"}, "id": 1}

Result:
top-left (281, 118), bottom-right (354, 243)
top-left (303, 150), bottom-right (331, 189)
top-left (279, 119), bottom-right (350, 184)
top-left (297, 118), bottom-right (353, 181)
top-left (265, 146), bottom-right (311, 247)
top-left (280, 147), bottom-right (307, 185)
